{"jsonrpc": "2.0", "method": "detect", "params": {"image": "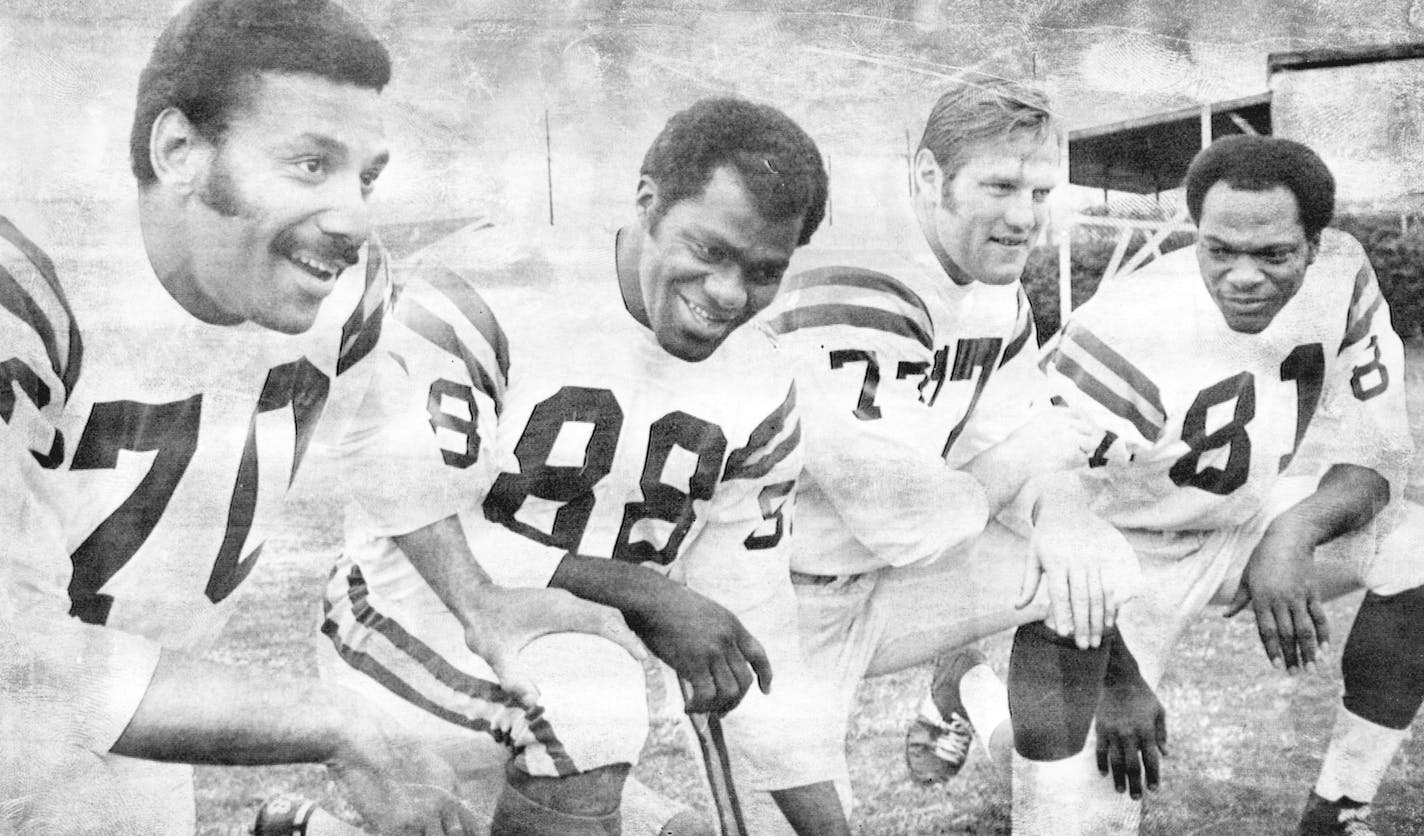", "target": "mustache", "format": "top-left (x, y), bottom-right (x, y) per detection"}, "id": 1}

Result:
top-left (272, 228), bottom-right (362, 267)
